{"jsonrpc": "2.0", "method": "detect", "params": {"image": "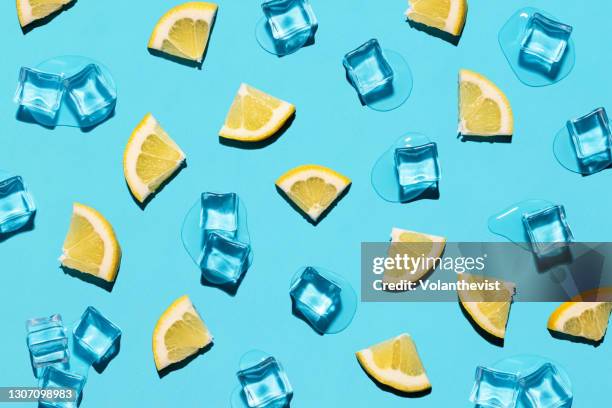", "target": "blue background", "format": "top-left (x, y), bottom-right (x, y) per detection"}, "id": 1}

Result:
top-left (1, 0), bottom-right (611, 406)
